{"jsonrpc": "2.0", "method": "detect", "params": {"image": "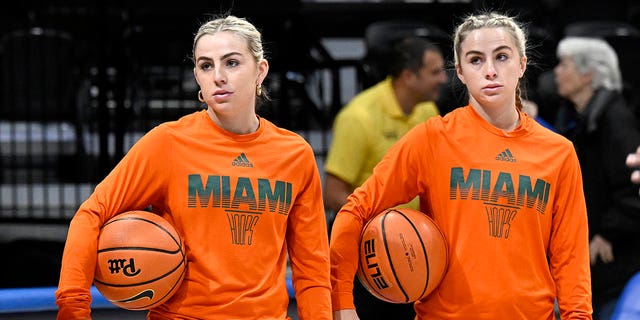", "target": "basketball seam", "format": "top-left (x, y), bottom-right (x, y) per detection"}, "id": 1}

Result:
top-left (94, 256), bottom-right (186, 287)
top-left (122, 261), bottom-right (188, 310)
top-left (100, 213), bottom-right (187, 271)
top-left (102, 214), bottom-right (182, 249)
top-left (394, 209), bottom-right (431, 301)
top-left (97, 211), bottom-right (187, 310)
top-left (97, 247), bottom-right (181, 254)
top-left (384, 209), bottom-right (410, 303)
